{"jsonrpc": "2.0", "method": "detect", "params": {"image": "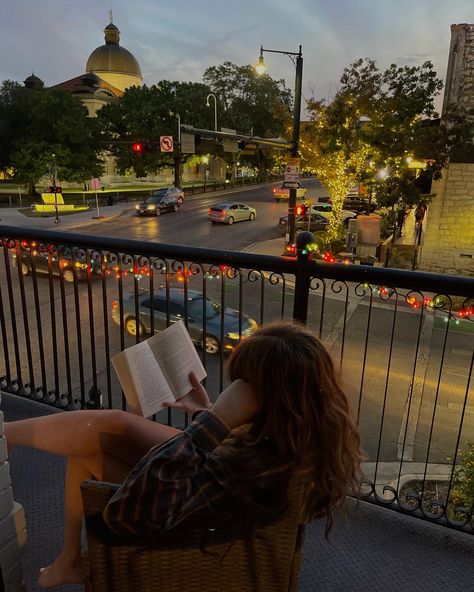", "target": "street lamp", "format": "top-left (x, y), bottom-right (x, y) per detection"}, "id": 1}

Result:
top-left (255, 44), bottom-right (303, 245)
top-left (50, 153), bottom-right (60, 224)
top-left (169, 111), bottom-right (181, 187)
top-left (206, 94), bottom-right (218, 132)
